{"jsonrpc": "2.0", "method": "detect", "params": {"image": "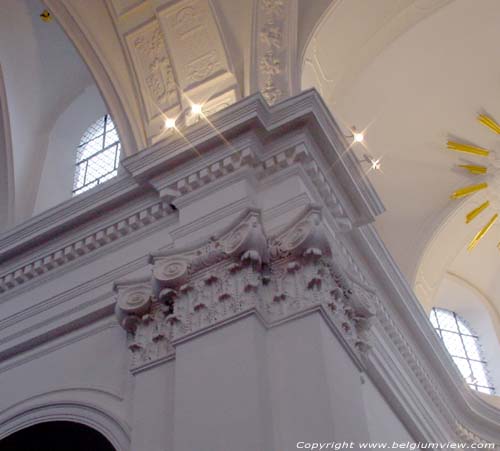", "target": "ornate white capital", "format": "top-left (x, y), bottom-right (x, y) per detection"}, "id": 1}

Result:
top-left (114, 206), bottom-right (377, 372)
